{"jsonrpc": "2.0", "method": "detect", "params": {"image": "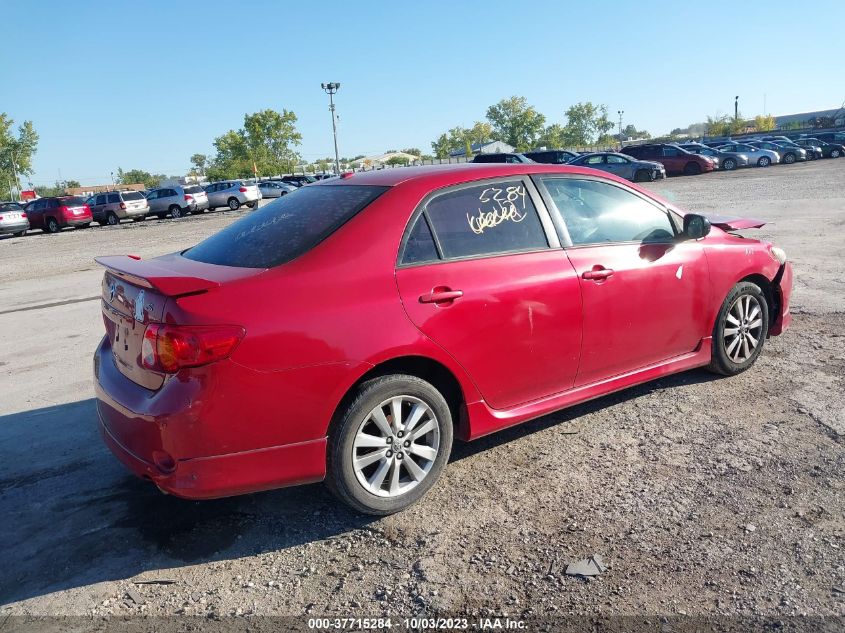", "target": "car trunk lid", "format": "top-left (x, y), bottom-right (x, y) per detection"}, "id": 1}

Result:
top-left (97, 253), bottom-right (263, 389)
